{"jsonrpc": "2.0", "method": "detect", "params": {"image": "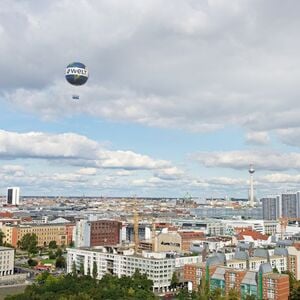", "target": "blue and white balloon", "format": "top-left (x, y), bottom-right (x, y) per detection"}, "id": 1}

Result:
top-left (65, 62), bottom-right (89, 86)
